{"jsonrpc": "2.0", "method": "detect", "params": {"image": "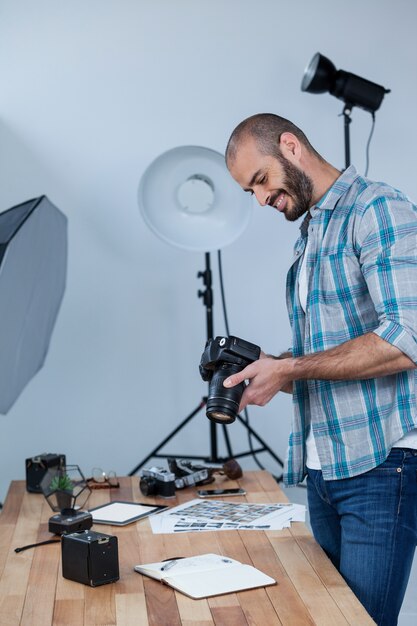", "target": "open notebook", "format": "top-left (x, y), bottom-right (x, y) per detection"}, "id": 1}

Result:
top-left (134, 553), bottom-right (276, 599)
